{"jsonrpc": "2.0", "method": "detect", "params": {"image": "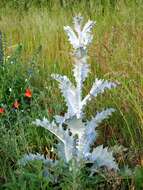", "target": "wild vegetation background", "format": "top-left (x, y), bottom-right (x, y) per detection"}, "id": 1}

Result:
top-left (0, 0), bottom-right (143, 189)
